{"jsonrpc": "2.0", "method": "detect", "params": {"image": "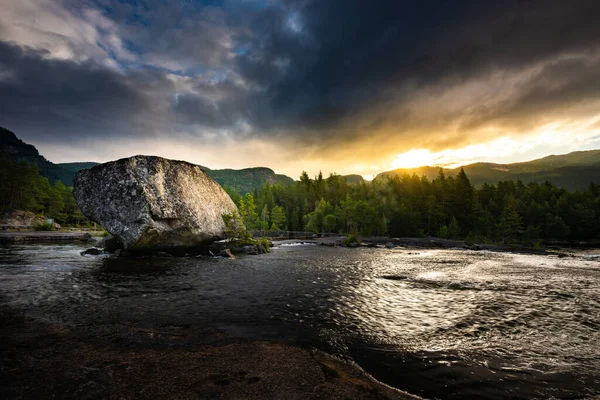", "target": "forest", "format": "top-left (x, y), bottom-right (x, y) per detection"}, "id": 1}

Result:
top-left (226, 169), bottom-right (600, 245)
top-left (2, 158), bottom-right (600, 244)
top-left (0, 159), bottom-right (88, 226)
